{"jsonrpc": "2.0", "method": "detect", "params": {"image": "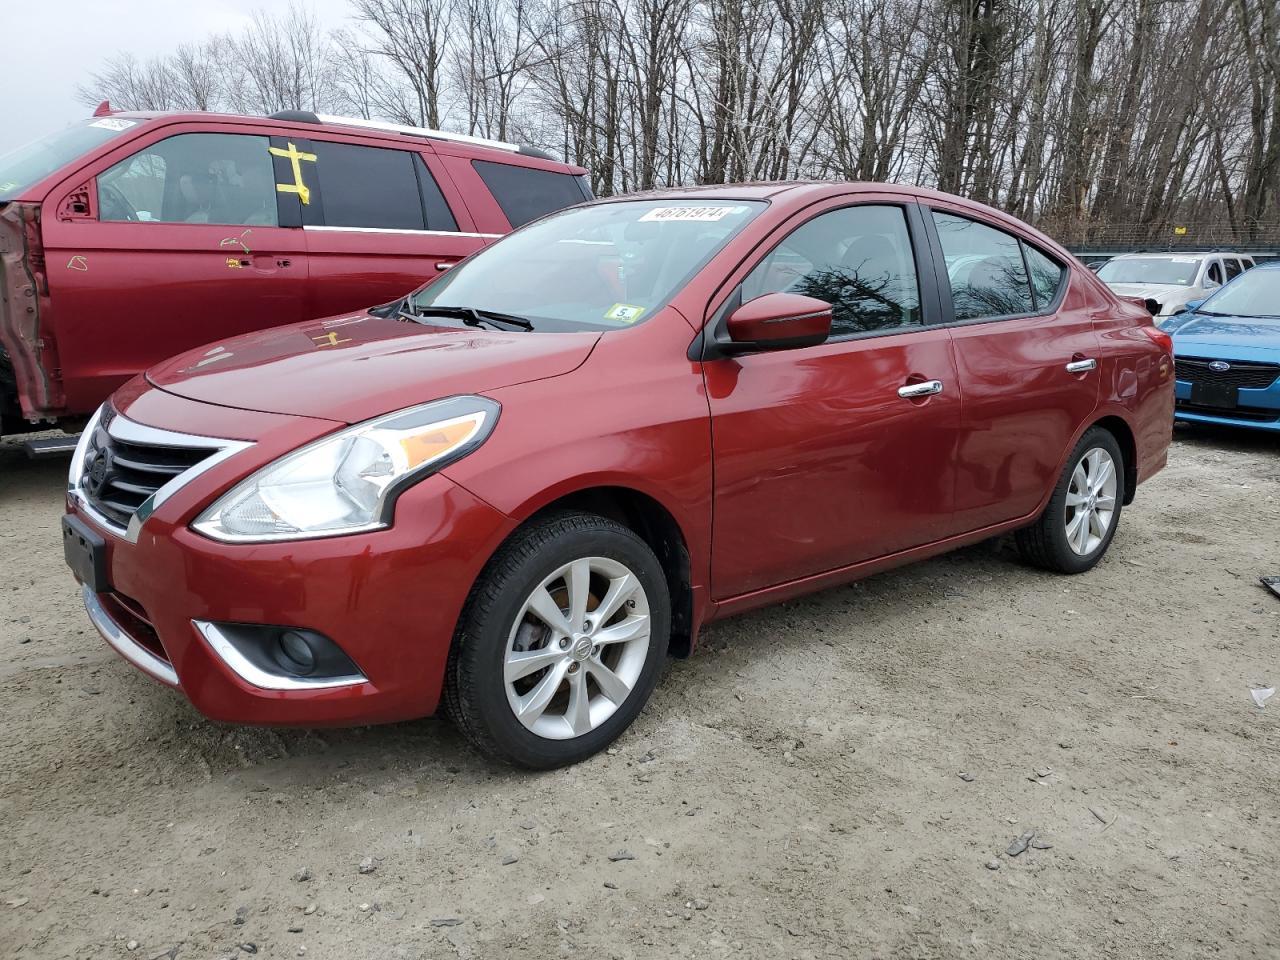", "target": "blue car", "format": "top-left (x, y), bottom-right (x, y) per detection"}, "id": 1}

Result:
top-left (1163, 261), bottom-right (1280, 432)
